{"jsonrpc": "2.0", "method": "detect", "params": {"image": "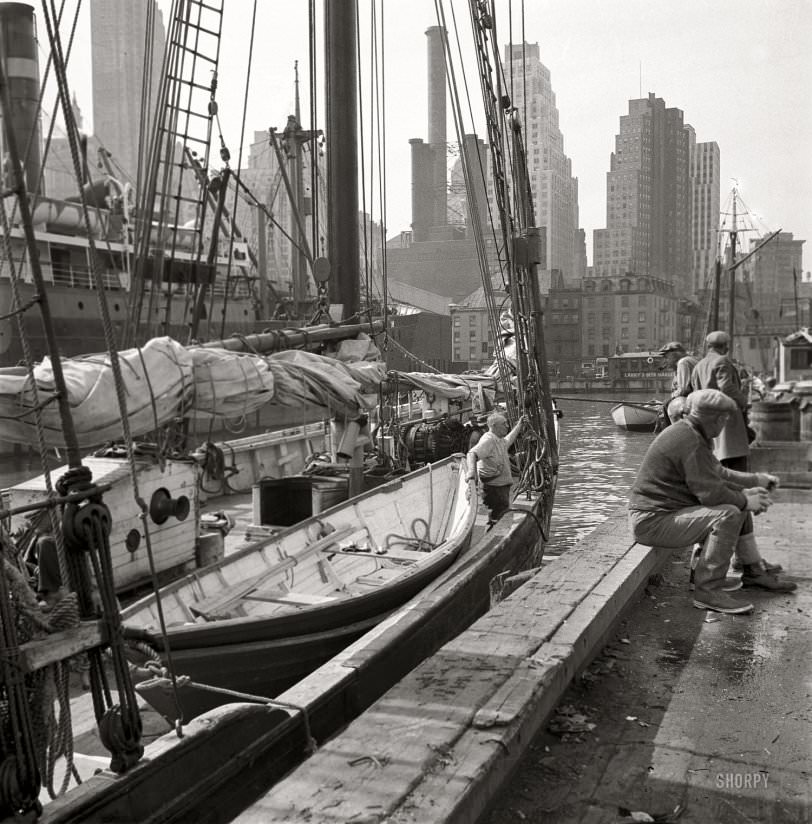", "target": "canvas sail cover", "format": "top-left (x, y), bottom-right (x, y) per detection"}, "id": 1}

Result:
top-left (0, 336), bottom-right (387, 448)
